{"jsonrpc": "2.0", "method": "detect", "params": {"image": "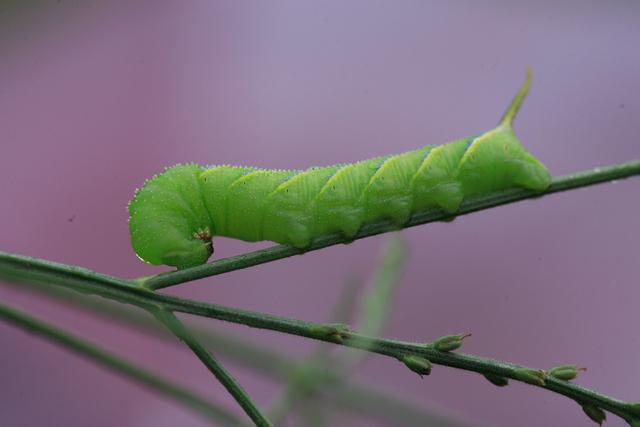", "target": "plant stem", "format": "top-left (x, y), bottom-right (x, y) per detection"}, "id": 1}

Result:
top-left (6, 278), bottom-right (470, 427)
top-left (152, 308), bottom-right (272, 427)
top-left (1, 253), bottom-right (637, 424)
top-left (0, 302), bottom-right (241, 426)
top-left (141, 159), bottom-right (640, 291)
top-left (153, 296), bottom-right (637, 422)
